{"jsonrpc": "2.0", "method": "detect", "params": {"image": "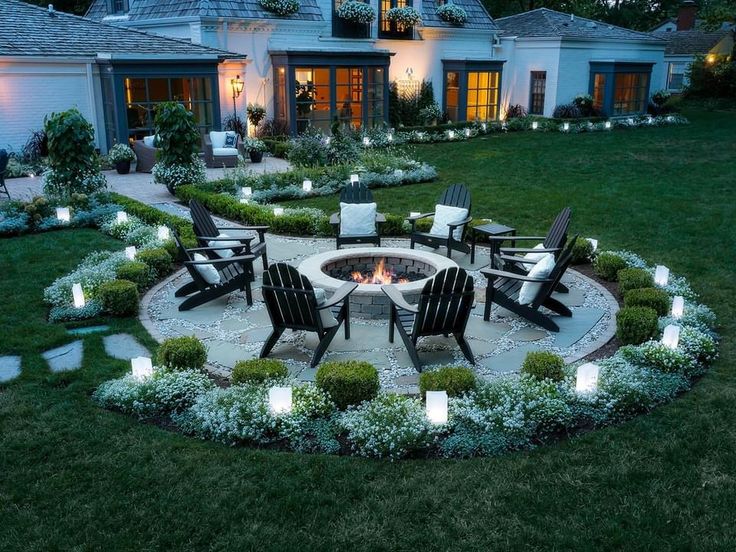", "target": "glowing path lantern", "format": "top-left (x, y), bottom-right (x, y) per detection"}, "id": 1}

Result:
top-left (605, 121), bottom-right (612, 130)
top-left (157, 225), bottom-right (170, 241)
top-left (531, 121), bottom-right (539, 130)
top-left (562, 122), bottom-right (570, 131)
top-left (447, 130), bottom-right (456, 139)
top-left (425, 390), bottom-right (448, 424)
top-left (241, 186), bottom-right (252, 198)
top-left (671, 296), bottom-right (685, 319)
top-left (125, 246), bottom-right (137, 260)
top-left (587, 238), bottom-right (599, 253)
top-left (575, 363), bottom-right (600, 394)
top-left (273, 207), bottom-right (284, 217)
top-left (116, 211), bottom-right (128, 224)
top-left (131, 356), bottom-right (153, 381)
top-left (56, 207), bottom-right (71, 223)
top-left (661, 324), bottom-right (681, 349)
top-left (464, 128), bottom-right (471, 137)
top-left (362, 137), bottom-right (371, 146)
top-left (350, 174), bottom-right (360, 184)
top-left (268, 386), bottom-right (293, 414)
top-left (654, 265), bottom-right (670, 287)
top-left (302, 180), bottom-right (313, 192)
top-left (71, 283), bottom-right (85, 308)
